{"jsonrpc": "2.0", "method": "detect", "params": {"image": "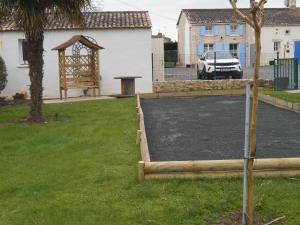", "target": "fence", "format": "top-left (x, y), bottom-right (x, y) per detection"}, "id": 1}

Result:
top-left (274, 56), bottom-right (299, 90)
top-left (152, 51), bottom-right (300, 85)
